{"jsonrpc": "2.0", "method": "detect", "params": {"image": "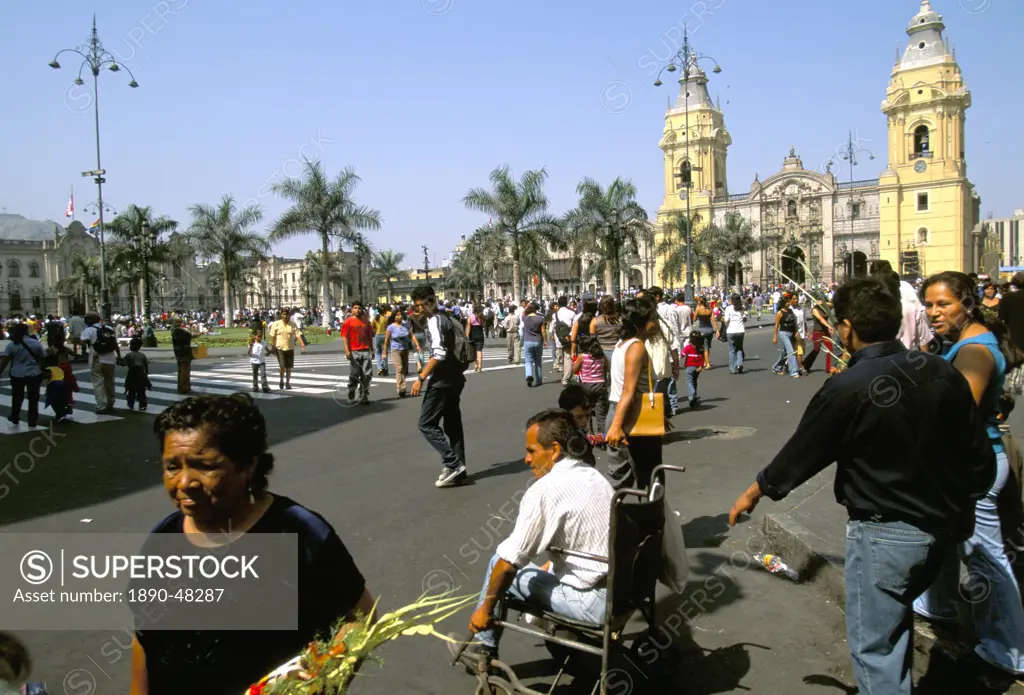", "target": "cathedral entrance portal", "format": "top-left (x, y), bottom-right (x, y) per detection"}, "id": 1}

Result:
top-left (781, 246), bottom-right (806, 285)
